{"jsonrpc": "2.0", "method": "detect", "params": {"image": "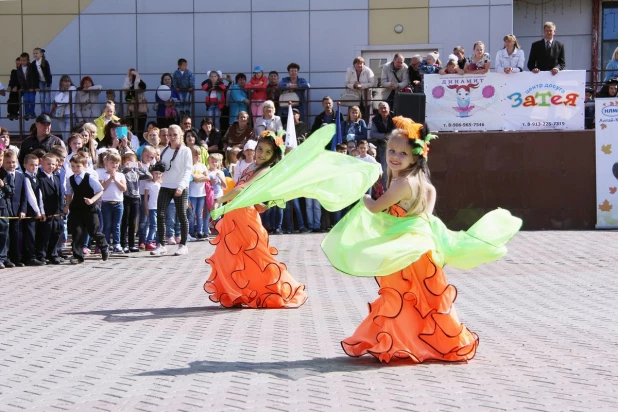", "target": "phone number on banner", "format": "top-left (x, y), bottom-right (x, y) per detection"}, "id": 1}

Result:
top-left (521, 121), bottom-right (566, 127)
top-left (442, 122), bottom-right (486, 128)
